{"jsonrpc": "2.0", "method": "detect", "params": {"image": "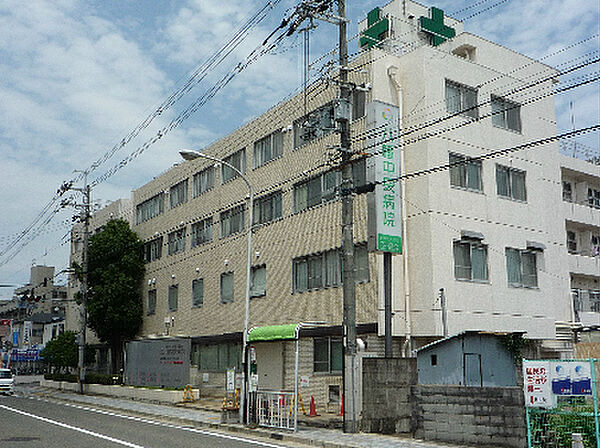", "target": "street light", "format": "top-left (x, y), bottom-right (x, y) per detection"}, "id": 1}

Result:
top-left (179, 149), bottom-right (253, 425)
